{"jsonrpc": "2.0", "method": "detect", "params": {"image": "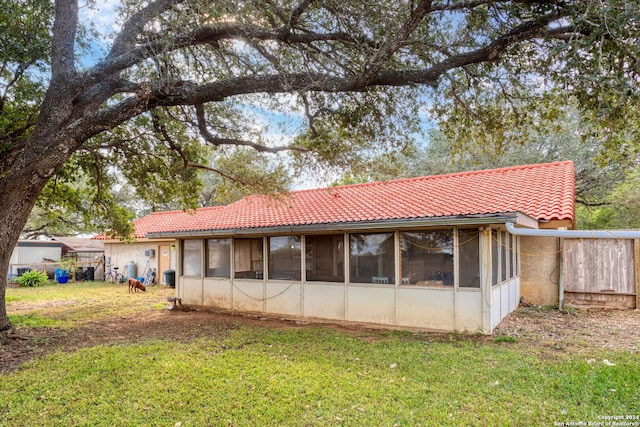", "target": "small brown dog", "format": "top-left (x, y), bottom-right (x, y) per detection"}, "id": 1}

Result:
top-left (128, 278), bottom-right (146, 293)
